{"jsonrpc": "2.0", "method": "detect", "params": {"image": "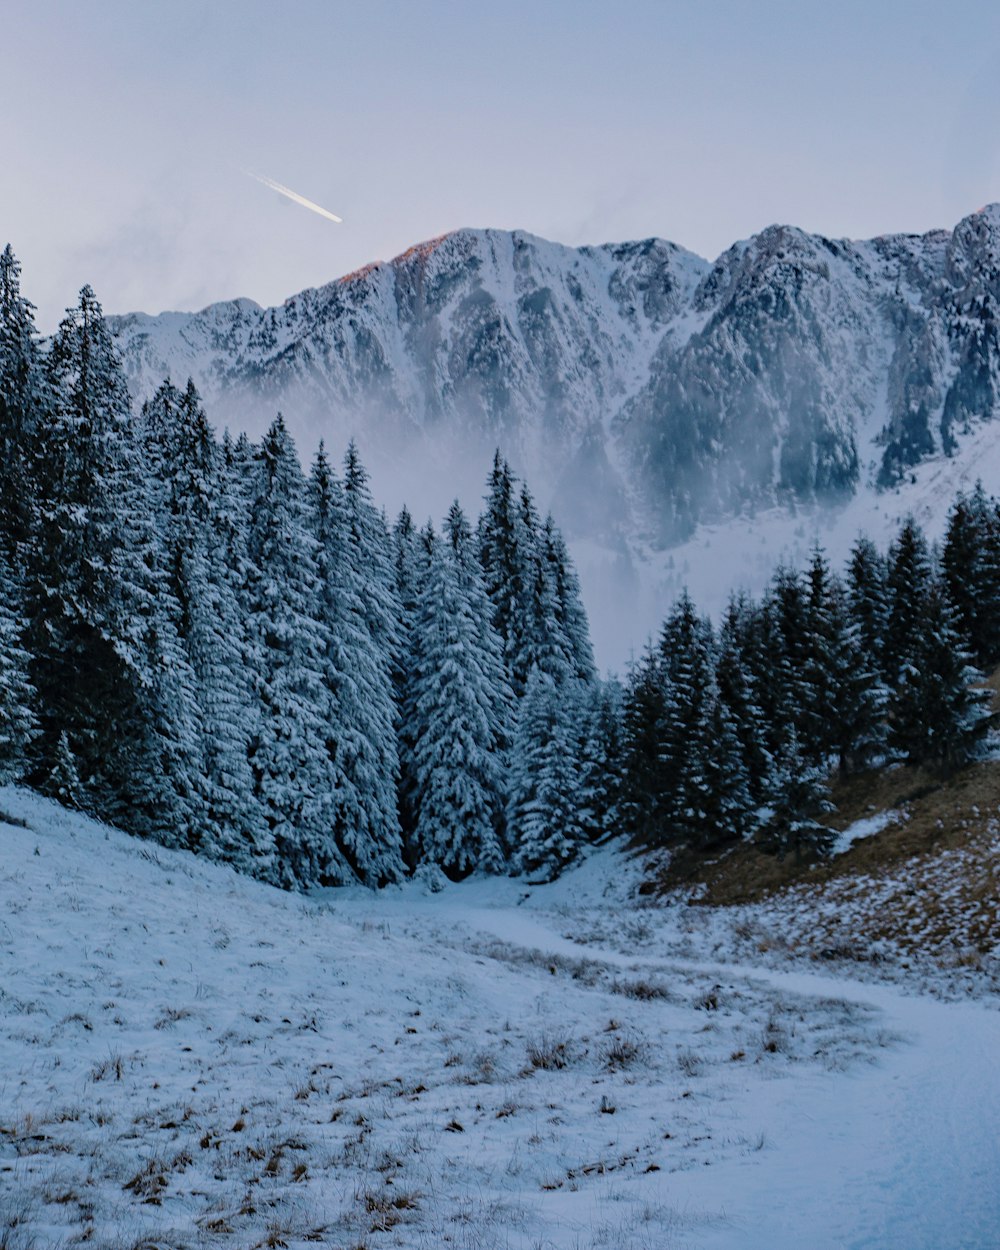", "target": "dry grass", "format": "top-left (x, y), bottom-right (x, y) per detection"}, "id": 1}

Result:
top-left (647, 754), bottom-right (1000, 905)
